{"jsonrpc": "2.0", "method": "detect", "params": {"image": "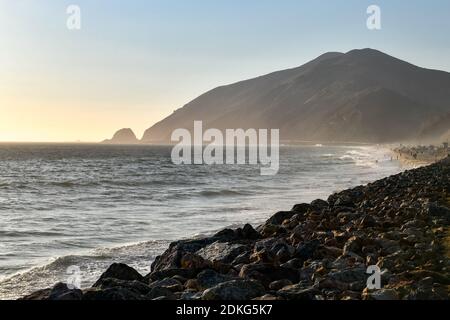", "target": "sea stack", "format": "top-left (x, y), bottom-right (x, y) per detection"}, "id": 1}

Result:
top-left (102, 128), bottom-right (139, 144)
